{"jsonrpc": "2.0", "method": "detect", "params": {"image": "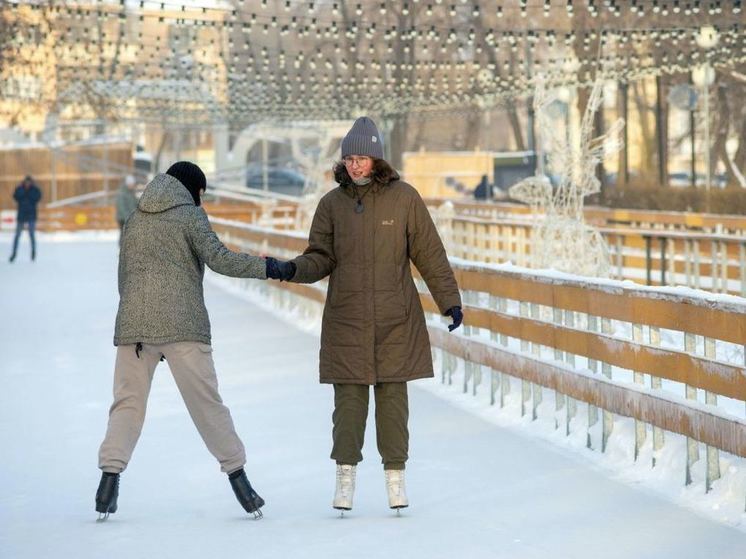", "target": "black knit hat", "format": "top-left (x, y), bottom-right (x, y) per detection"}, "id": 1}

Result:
top-left (166, 161), bottom-right (206, 206)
